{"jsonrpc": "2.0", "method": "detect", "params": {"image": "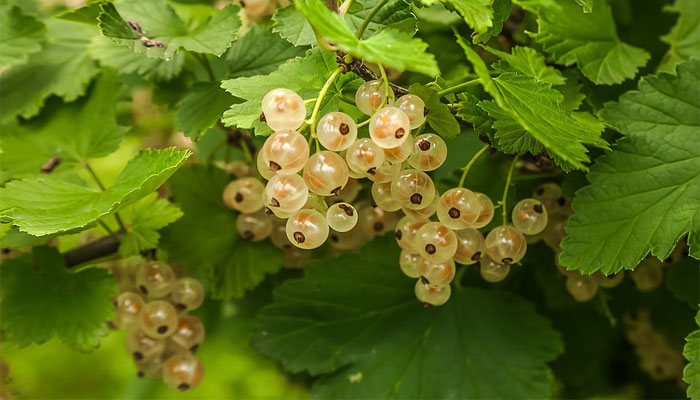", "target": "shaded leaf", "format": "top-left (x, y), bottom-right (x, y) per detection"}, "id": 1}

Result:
top-left (409, 83), bottom-right (460, 139)
top-left (119, 193), bottom-right (183, 257)
top-left (659, 0), bottom-right (700, 73)
top-left (0, 4), bottom-right (45, 67)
